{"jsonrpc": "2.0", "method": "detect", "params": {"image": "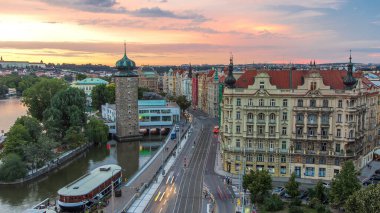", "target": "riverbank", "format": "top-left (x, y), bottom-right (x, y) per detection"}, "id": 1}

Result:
top-left (0, 142), bottom-right (93, 185)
